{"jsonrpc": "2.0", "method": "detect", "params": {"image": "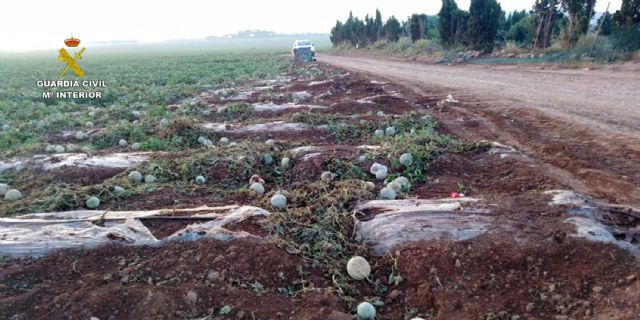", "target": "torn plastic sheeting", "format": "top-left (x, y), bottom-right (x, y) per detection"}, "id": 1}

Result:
top-left (18, 205), bottom-right (242, 221)
top-left (356, 145), bottom-right (381, 150)
top-left (546, 190), bottom-right (639, 214)
top-left (252, 103), bottom-right (328, 112)
top-left (169, 227), bottom-right (262, 242)
top-left (545, 190), bottom-right (591, 206)
top-left (259, 77), bottom-right (292, 86)
top-left (357, 198), bottom-right (480, 214)
top-left (234, 122), bottom-right (313, 133)
top-left (564, 217), bottom-right (635, 253)
top-left (0, 152), bottom-right (151, 173)
top-left (301, 152), bottom-right (323, 161)
top-left (288, 146), bottom-right (320, 158)
top-left (160, 205), bottom-right (271, 242)
top-left (356, 199), bottom-right (491, 255)
top-left (224, 91), bottom-right (254, 101)
top-left (0, 206), bottom-right (271, 258)
top-left (308, 80), bottom-right (332, 86)
top-left (288, 145), bottom-right (381, 159)
top-left (549, 192), bottom-right (639, 253)
top-left (200, 121), bottom-right (313, 133)
top-left (487, 141), bottom-right (529, 159)
top-left (357, 94), bottom-right (387, 104)
top-left (0, 217), bottom-right (157, 258)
